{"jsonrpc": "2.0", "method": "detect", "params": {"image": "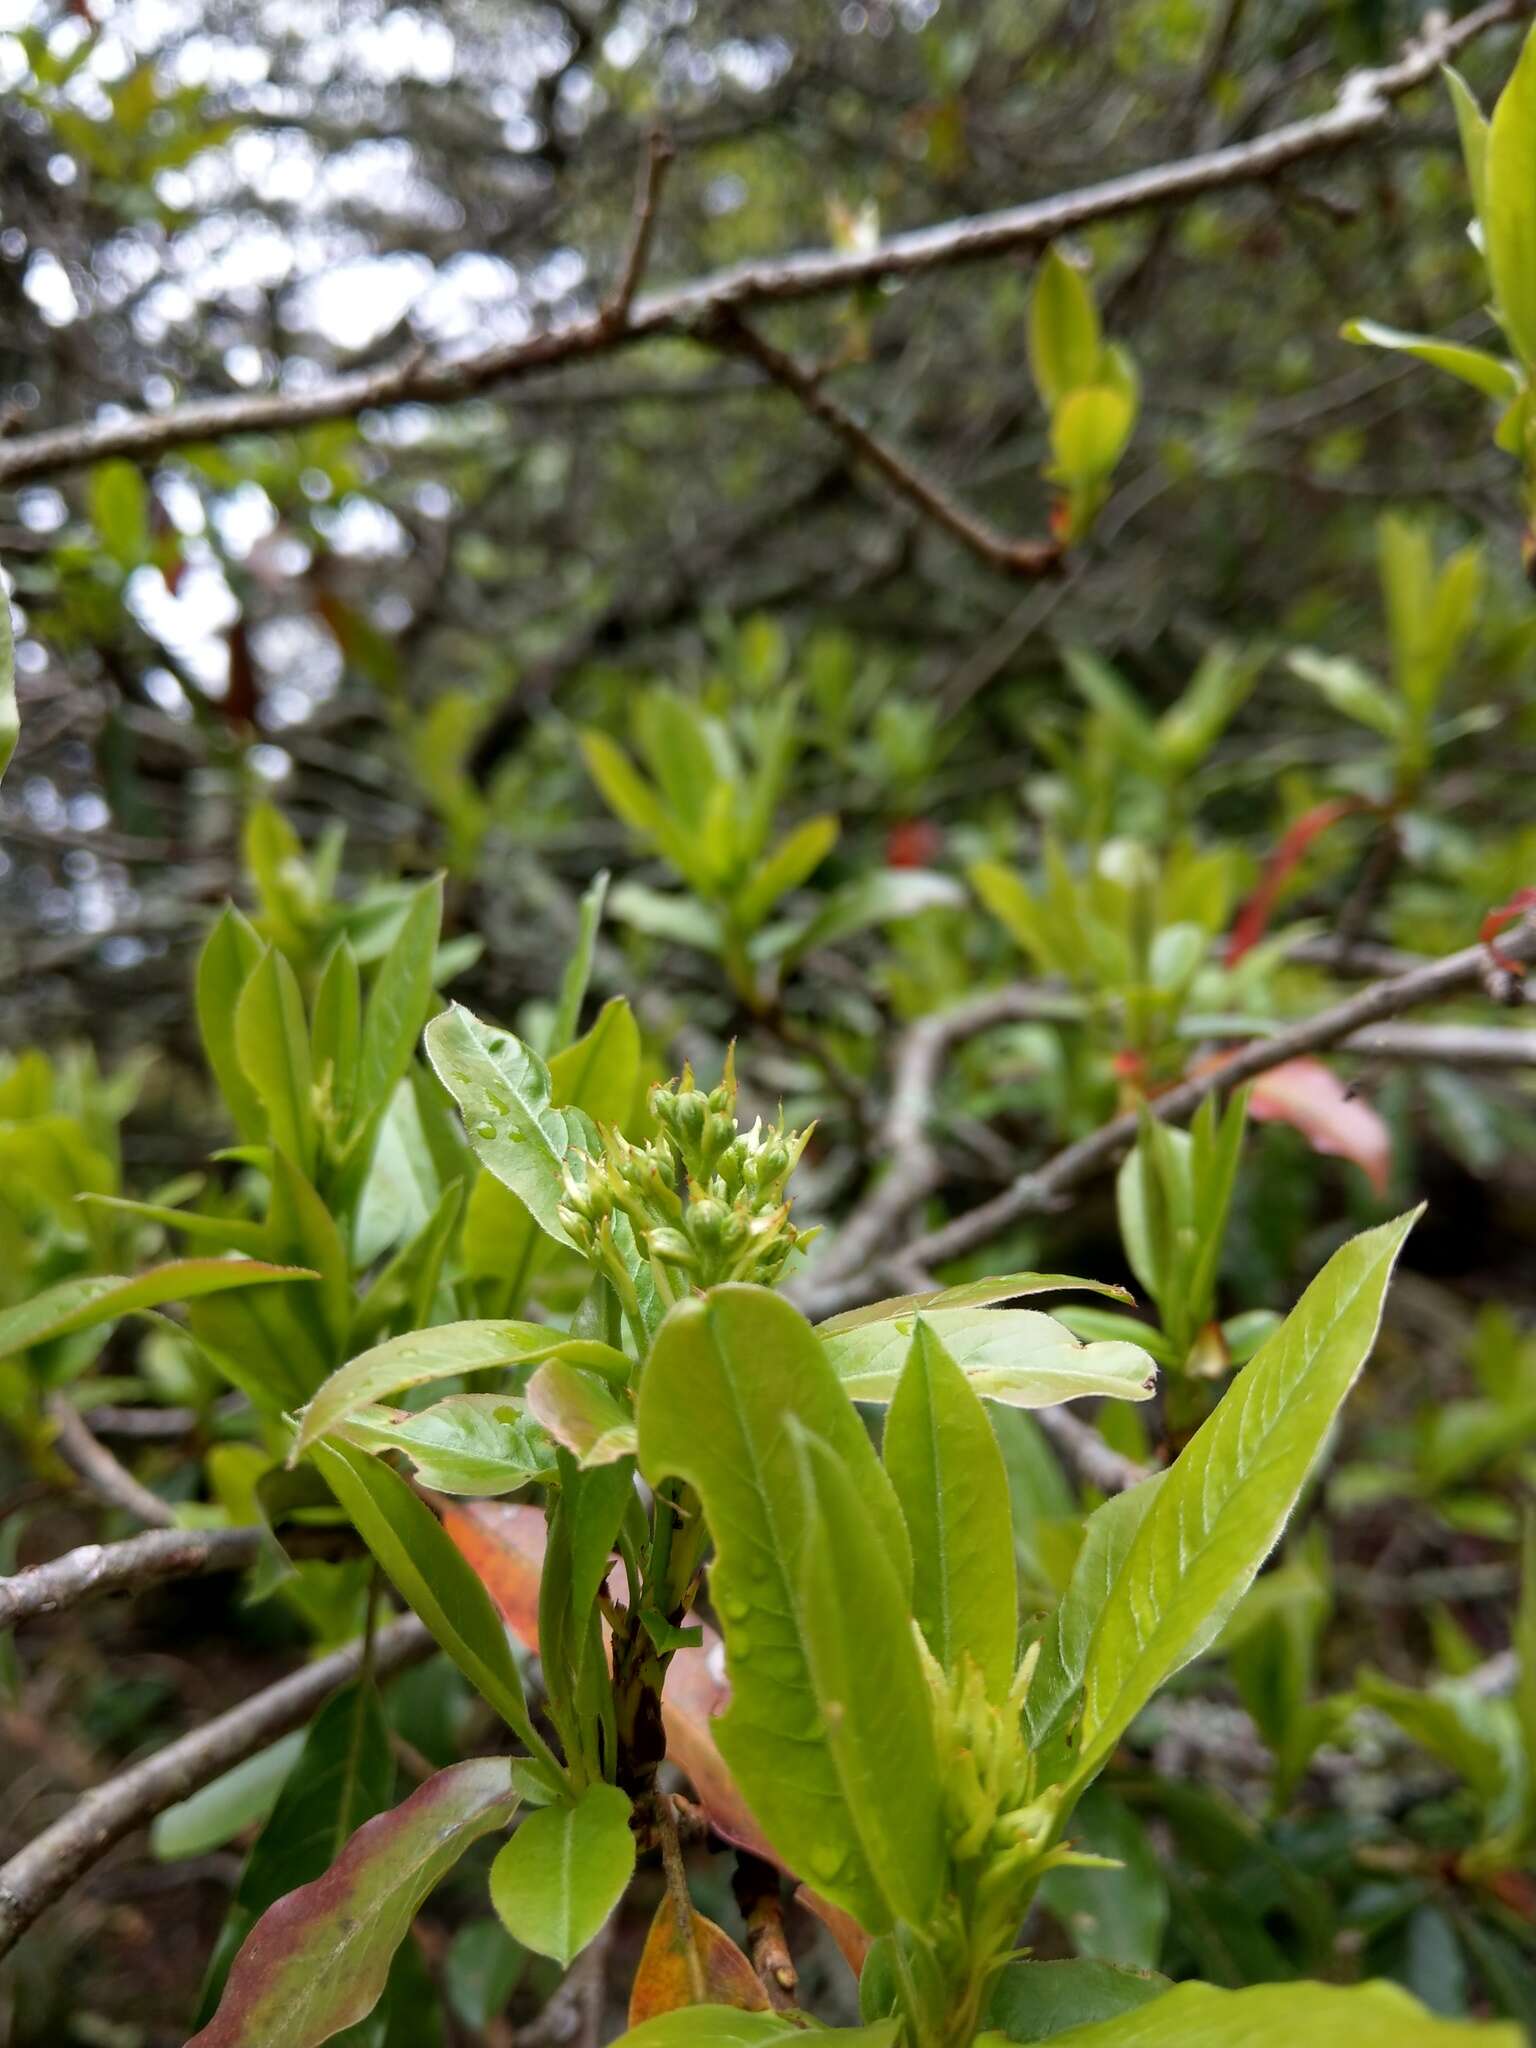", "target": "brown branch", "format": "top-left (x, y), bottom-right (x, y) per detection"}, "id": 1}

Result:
top-left (603, 130), bottom-right (676, 329)
top-left (0, 1614), bottom-right (433, 1960)
top-left (715, 313), bottom-right (1061, 577)
top-left (511, 1922), bottom-right (613, 2047)
top-left (803, 908), bottom-right (1536, 1318)
top-left (46, 1396), bottom-right (177, 1529)
top-left (0, 1525), bottom-right (264, 1630)
top-left (0, 0), bottom-right (1522, 487)
top-left (734, 1853), bottom-right (798, 2010)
